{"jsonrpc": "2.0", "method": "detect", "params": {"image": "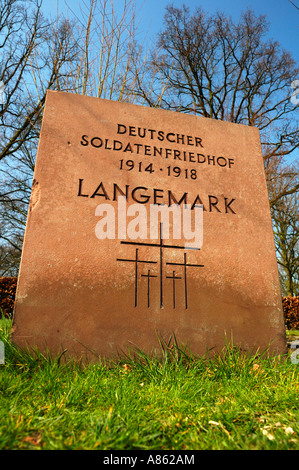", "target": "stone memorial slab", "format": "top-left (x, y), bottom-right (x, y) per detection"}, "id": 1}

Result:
top-left (11, 90), bottom-right (287, 360)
